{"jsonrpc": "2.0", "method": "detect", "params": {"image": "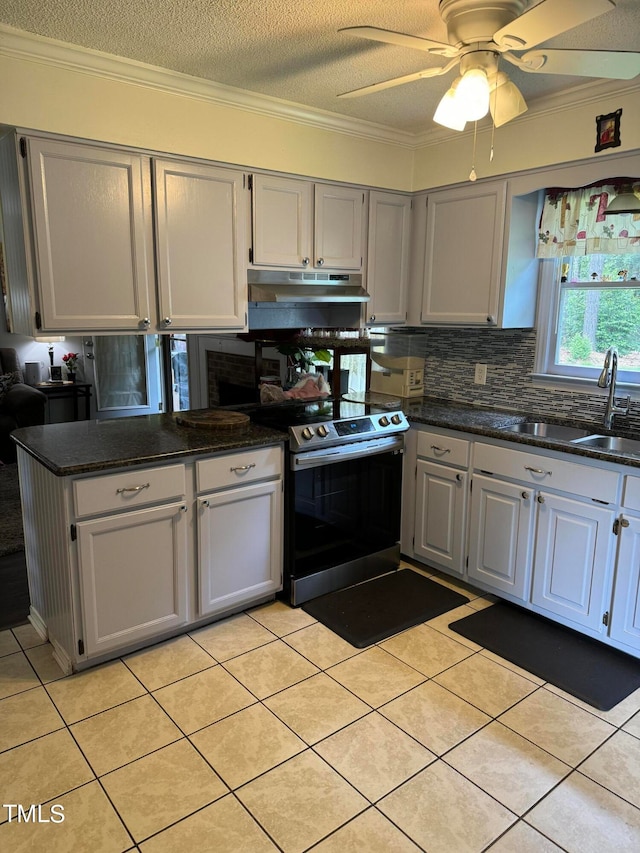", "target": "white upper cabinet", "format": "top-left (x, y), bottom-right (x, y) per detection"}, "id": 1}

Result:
top-left (314, 184), bottom-right (365, 270)
top-left (251, 174), bottom-right (313, 267)
top-left (27, 137), bottom-right (155, 333)
top-left (366, 191), bottom-right (411, 325)
top-left (153, 159), bottom-right (246, 330)
top-left (413, 180), bottom-right (539, 328)
top-left (251, 174), bottom-right (365, 270)
top-left (0, 133), bottom-right (249, 335)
